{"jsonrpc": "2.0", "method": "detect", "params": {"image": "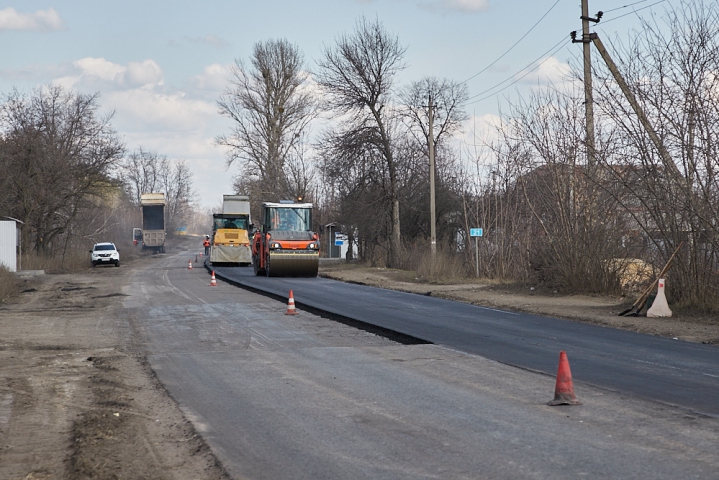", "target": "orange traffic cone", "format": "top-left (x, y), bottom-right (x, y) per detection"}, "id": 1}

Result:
top-left (188, 260), bottom-right (193, 270)
top-left (209, 271), bottom-right (217, 286)
top-left (285, 290), bottom-right (298, 315)
top-left (200, 252), bottom-right (203, 257)
top-left (547, 351), bottom-right (581, 406)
